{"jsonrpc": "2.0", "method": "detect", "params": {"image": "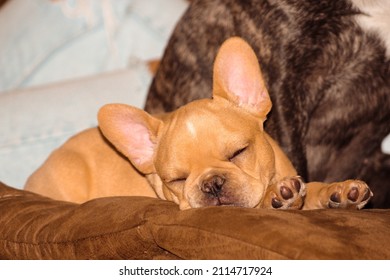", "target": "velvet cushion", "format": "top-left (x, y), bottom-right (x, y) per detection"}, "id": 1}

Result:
top-left (1, 182), bottom-right (389, 260)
